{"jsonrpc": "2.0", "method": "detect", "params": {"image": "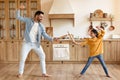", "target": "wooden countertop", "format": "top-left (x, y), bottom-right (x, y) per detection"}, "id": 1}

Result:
top-left (56, 39), bottom-right (120, 41)
top-left (0, 39), bottom-right (120, 42)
